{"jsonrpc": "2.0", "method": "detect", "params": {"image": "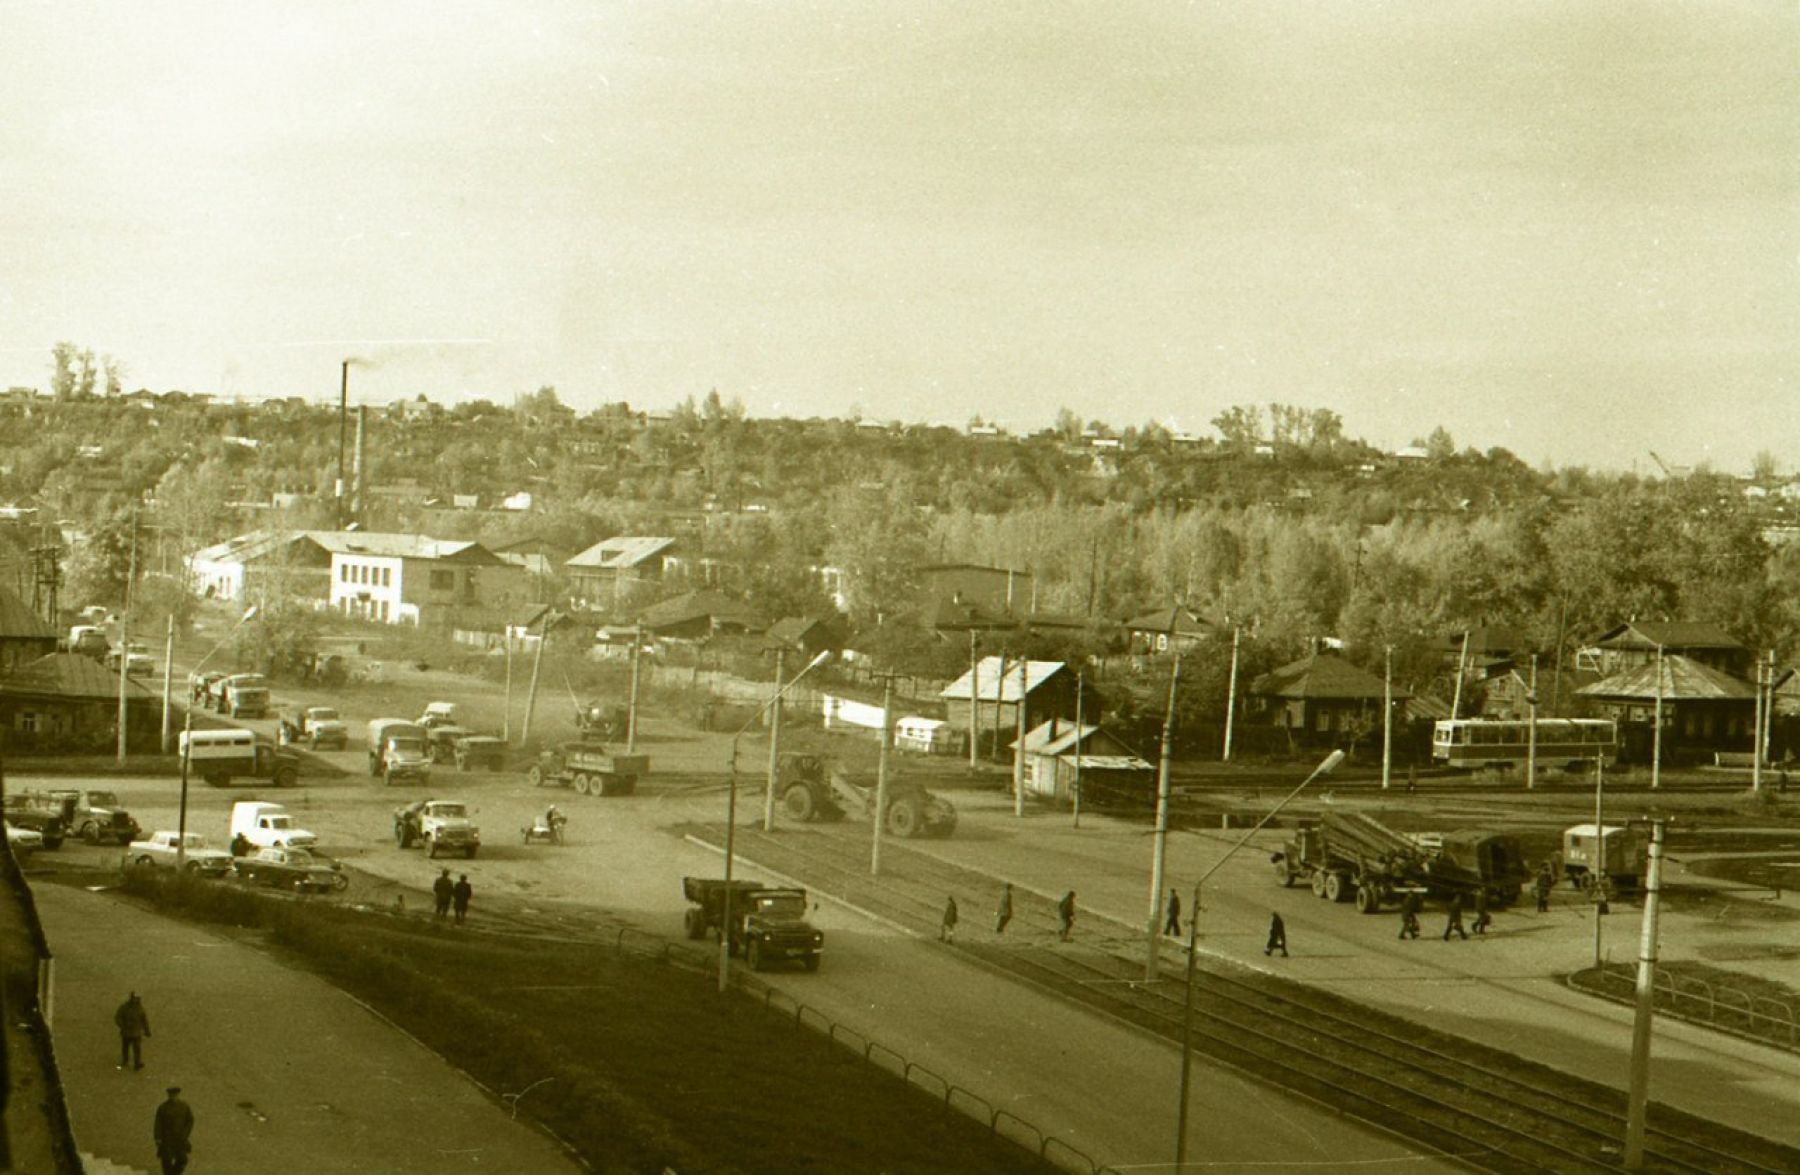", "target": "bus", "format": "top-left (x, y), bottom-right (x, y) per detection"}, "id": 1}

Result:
top-left (179, 728), bottom-right (300, 787)
top-left (1431, 718), bottom-right (1617, 771)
